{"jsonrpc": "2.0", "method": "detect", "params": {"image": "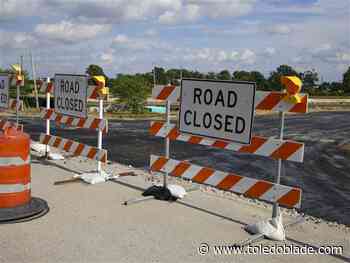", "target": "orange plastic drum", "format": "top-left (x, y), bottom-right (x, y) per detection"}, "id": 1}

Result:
top-left (0, 127), bottom-right (31, 208)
